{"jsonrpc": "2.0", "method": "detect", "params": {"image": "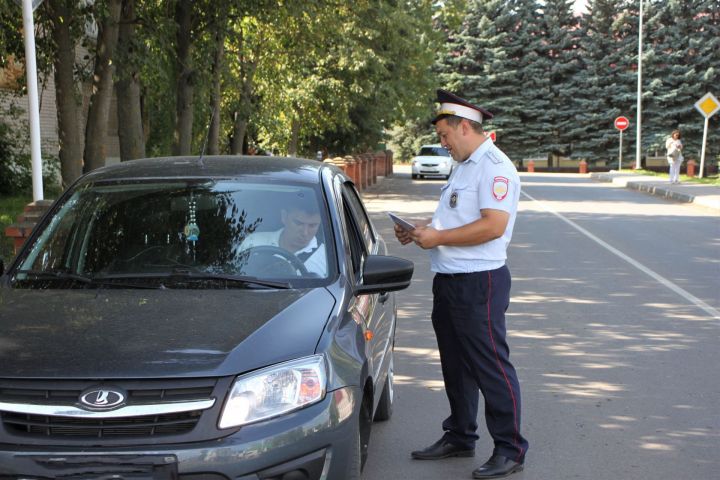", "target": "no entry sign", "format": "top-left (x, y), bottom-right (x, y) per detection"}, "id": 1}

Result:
top-left (614, 116), bottom-right (630, 131)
